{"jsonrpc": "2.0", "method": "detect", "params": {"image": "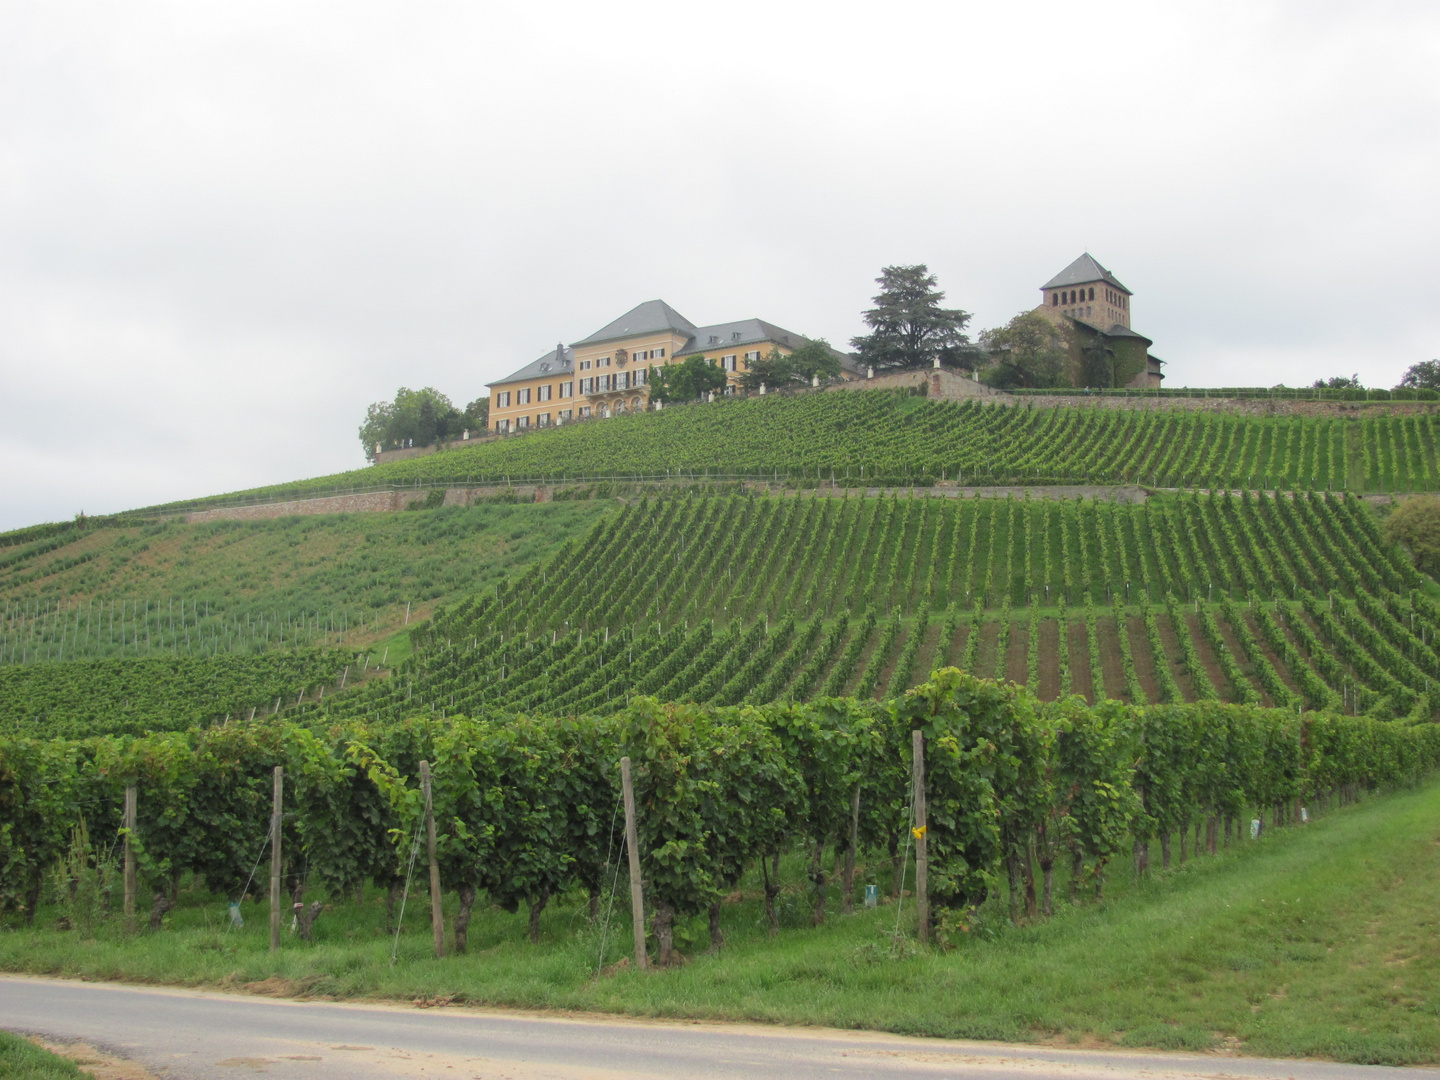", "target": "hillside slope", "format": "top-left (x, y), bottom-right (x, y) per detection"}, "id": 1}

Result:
top-left (152, 391), bottom-right (1440, 511)
top-left (318, 489), bottom-right (1439, 725)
